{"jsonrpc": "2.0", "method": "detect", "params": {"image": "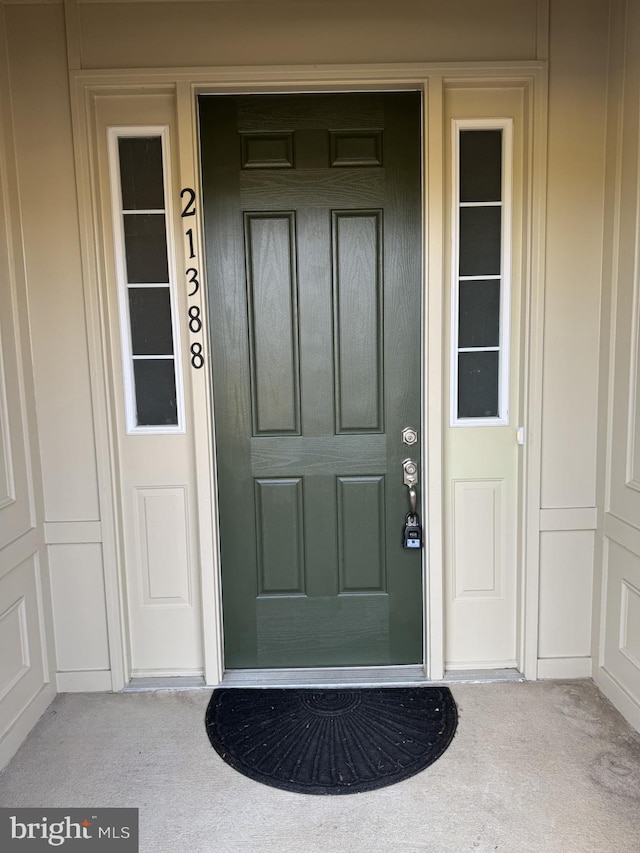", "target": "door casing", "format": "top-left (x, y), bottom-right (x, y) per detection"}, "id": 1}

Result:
top-left (71, 62), bottom-right (548, 689)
